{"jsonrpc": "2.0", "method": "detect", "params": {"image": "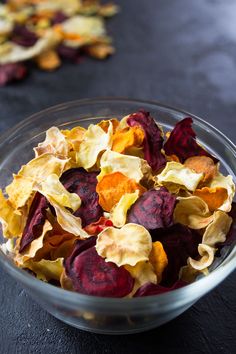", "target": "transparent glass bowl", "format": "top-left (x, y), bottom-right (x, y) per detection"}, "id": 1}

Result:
top-left (0, 98), bottom-right (235, 335)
